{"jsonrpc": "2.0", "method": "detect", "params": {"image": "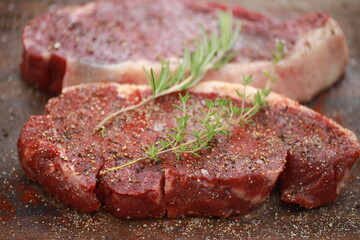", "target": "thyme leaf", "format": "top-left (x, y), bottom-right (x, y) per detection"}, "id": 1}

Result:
top-left (272, 39), bottom-right (286, 63)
